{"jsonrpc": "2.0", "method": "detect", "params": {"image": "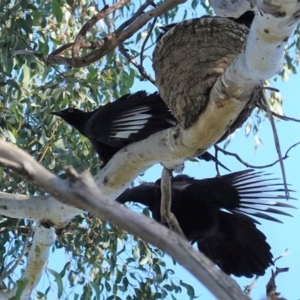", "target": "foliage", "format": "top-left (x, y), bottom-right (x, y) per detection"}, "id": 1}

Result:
top-left (0, 0), bottom-right (205, 298)
top-left (0, 0), bottom-right (299, 298)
